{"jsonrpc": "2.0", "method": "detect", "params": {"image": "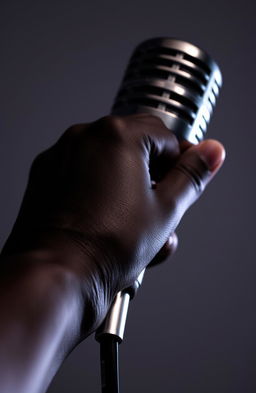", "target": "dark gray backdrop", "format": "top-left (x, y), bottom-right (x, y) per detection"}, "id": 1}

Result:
top-left (1, 0), bottom-right (255, 392)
